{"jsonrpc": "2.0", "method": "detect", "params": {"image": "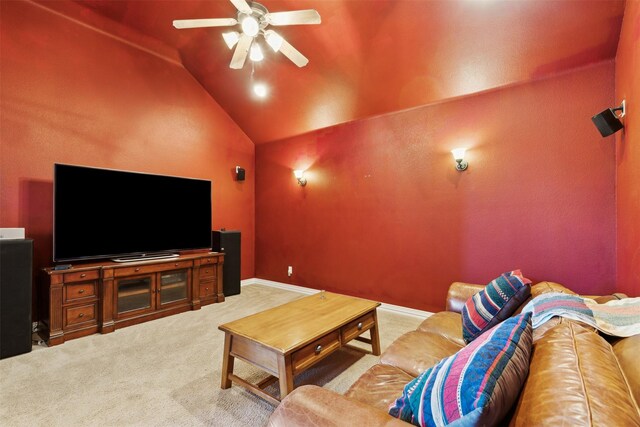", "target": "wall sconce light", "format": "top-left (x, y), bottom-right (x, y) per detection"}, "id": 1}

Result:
top-left (592, 100), bottom-right (625, 137)
top-left (451, 148), bottom-right (468, 171)
top-left (293, 169), bottom-right (307, 186)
